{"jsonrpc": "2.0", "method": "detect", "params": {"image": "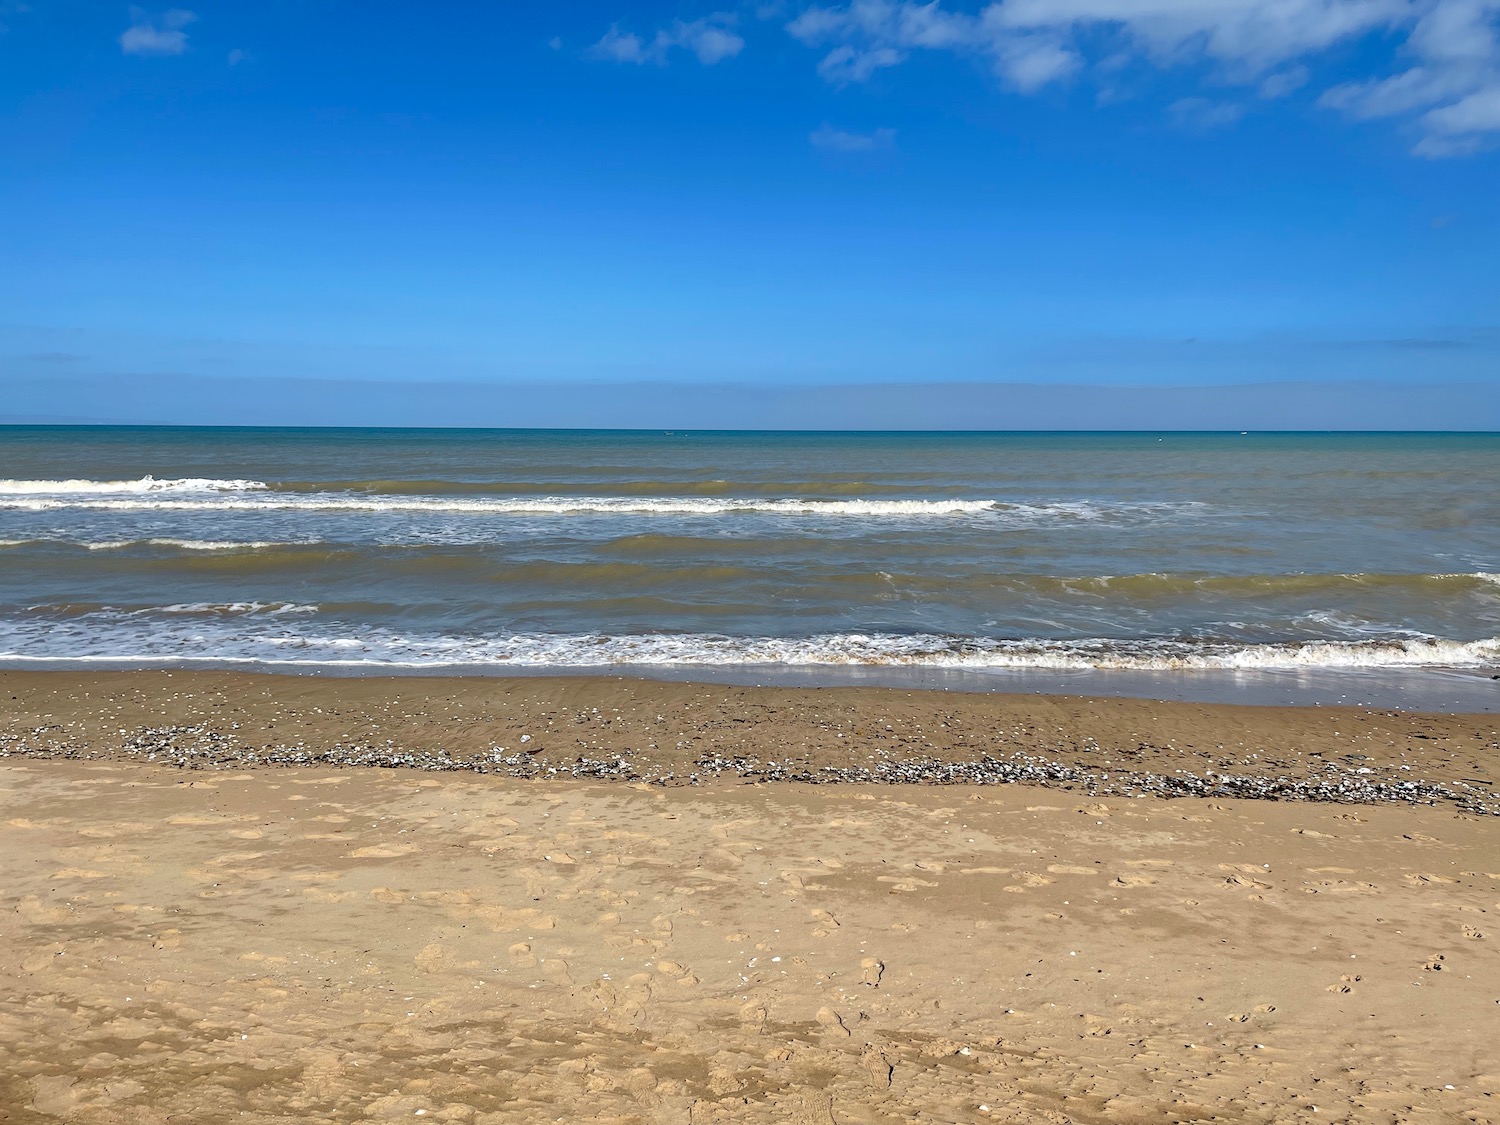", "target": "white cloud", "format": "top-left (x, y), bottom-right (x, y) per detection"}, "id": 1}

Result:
top-left (592, 25), bottom-right (650, 62)
top-left (989, 0), bottom-right (1409, 72)
top-left (1318, 0), bottom-right (1500, 152)
top-left (817, 43), bottom-right (904, 82)
top-left (589, 14), bottom-right (744, 66)
top-left (810, 123), bottom-right (896, 149)
top-left (1258, 65), bottom-right (1309, 98)
top-left (119, 7), bottom-right (195, 56)
top-left (1417, 80), bottom-right (1500, 152)
top-left (783, 0), bottom-right (1500, 154)
top-left (1168, 96), bottom-right (1246, 130)
top-left (993, 33), bottom-right (1079, 91)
